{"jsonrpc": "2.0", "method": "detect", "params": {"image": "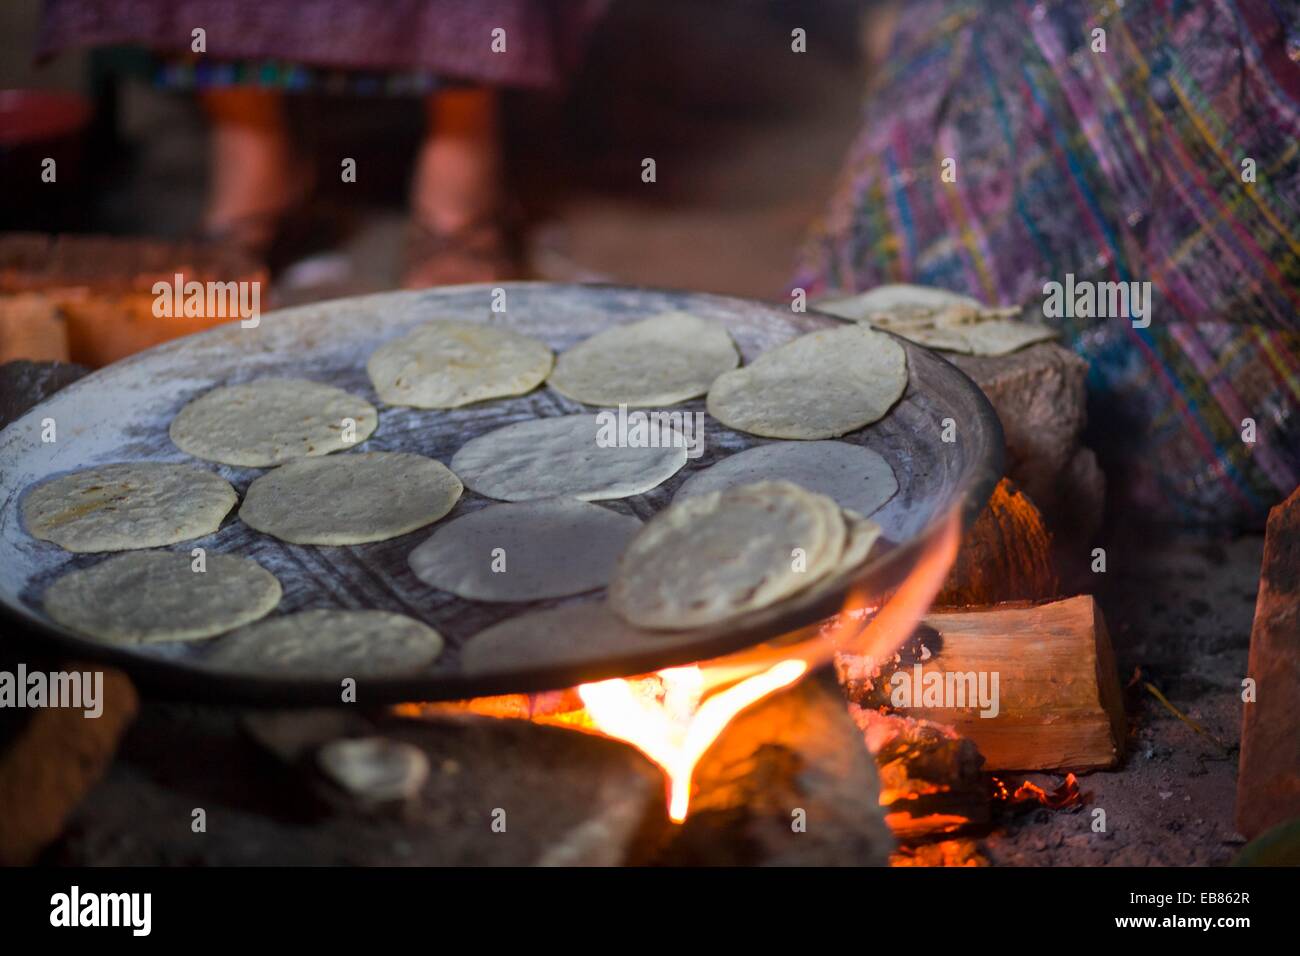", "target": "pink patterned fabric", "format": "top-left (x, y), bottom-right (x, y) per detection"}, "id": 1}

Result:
top-left (38, 0), bottom-right (607, 88)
